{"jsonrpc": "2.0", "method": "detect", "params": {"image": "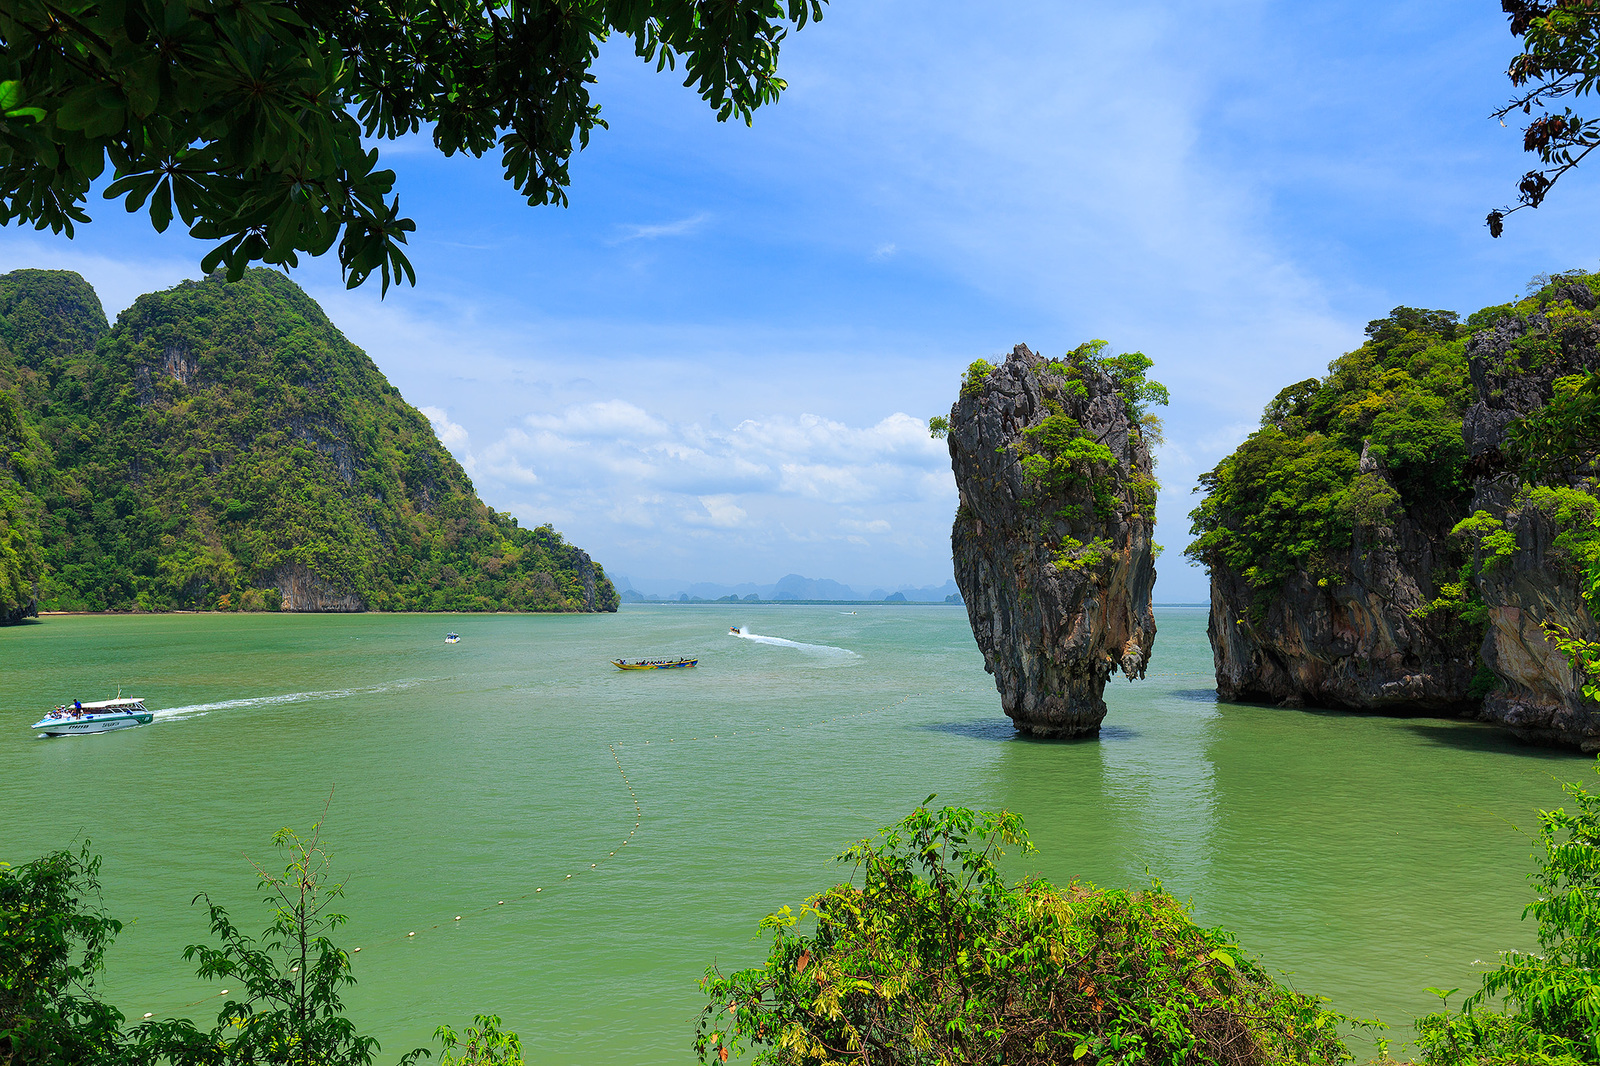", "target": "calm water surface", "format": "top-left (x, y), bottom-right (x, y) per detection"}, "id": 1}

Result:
top-left (1, 605), bottom-right (1590, 1062)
